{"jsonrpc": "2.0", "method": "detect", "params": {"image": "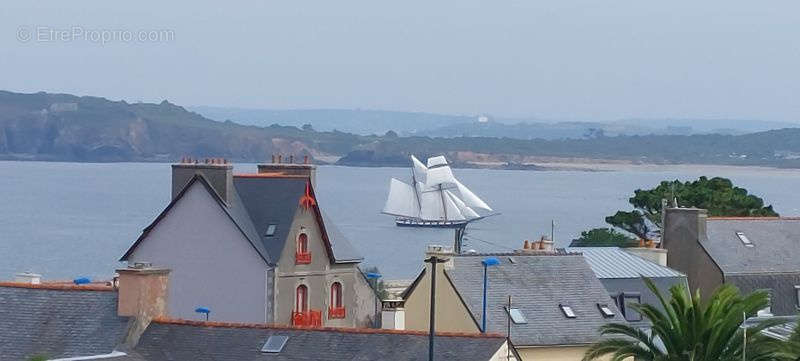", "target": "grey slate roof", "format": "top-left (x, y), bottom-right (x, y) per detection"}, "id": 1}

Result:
top-left (0, 285), bottom-right (130, 360)
top-left (233, 176), bottom-right (363, 264)
top-left (123, 321), bottom-right (510, 361)
top-left (123, 174), bottom-right (362, 265)
top-left (445, 253), bottom-right (624, 346)
top-left (567, 247), bottom-right (685, 279)
top-left (704, 218), bottom-right (800, 274)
